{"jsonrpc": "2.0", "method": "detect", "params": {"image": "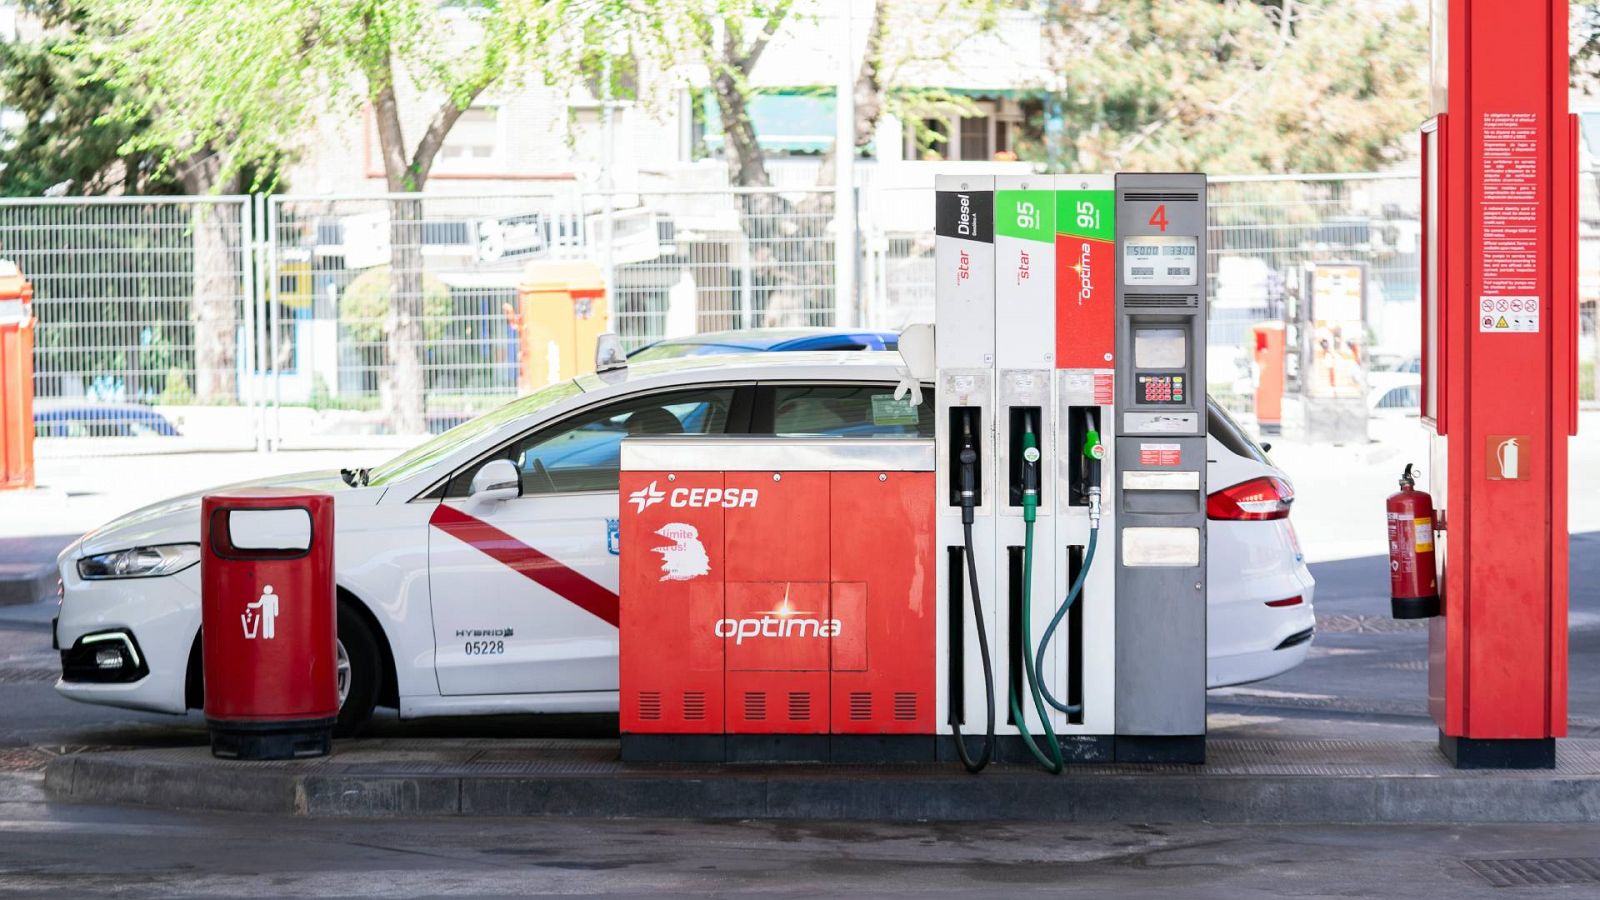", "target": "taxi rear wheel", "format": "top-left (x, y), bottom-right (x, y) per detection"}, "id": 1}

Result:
top-left (334, 603), bottom-right (380, 737)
